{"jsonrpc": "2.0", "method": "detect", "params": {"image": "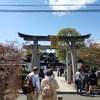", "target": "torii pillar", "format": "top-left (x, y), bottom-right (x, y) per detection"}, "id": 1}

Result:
top-left (31, 40), bottom-right (38, 69)
top-left (67, 53), bottom-right (71, 84)
top-left (37, 53), bottom-right (40, 70)
top-left (71, 41), bottom-right (77, 82)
